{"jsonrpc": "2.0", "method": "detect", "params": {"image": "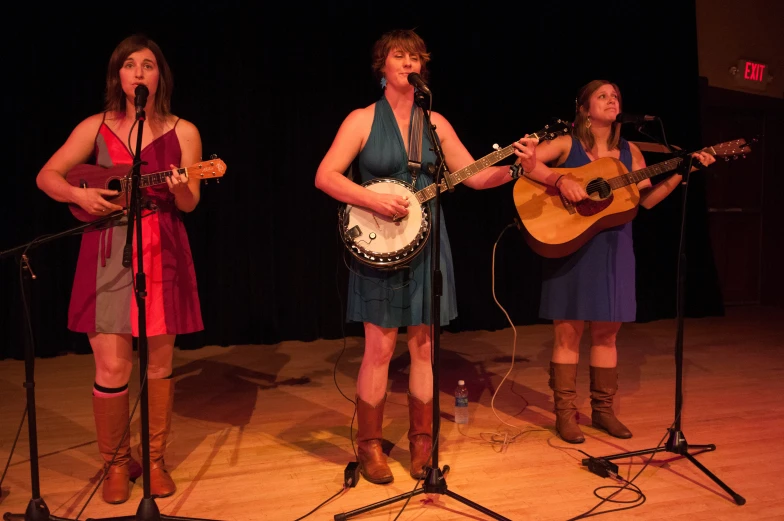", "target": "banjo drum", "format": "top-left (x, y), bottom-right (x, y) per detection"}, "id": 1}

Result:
top-left (339, 177), bottom-right (429, 269)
